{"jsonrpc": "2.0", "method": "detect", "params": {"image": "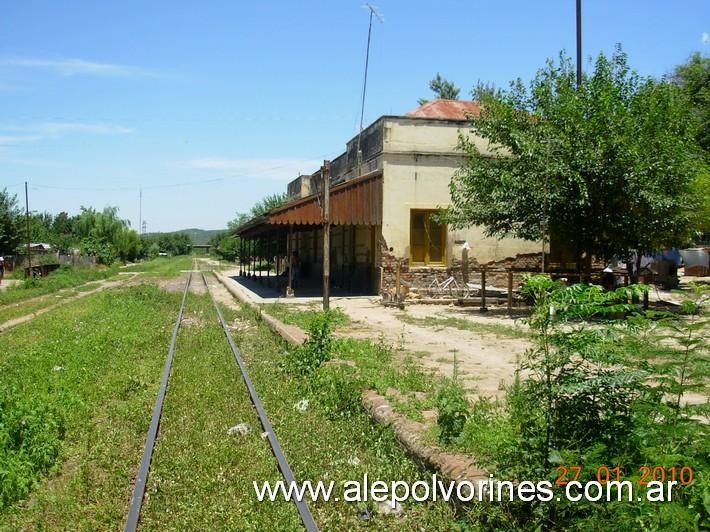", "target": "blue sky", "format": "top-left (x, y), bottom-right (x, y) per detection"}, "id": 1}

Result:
top-left (1, 1), bottom-right (708, 232)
